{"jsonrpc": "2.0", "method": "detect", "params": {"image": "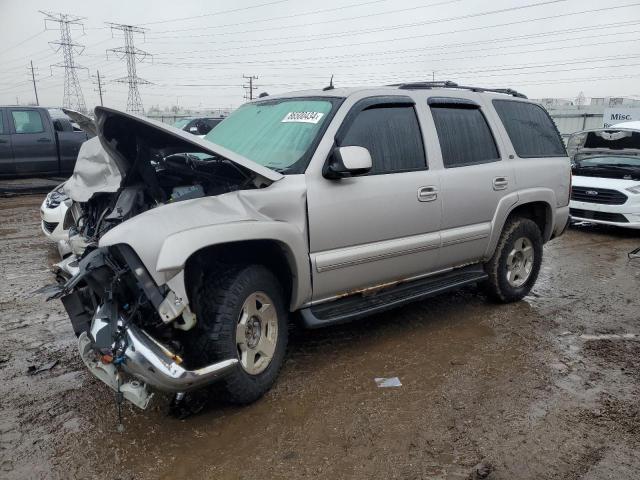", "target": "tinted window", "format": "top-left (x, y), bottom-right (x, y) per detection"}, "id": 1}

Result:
top-left (430, 105), bottom-right (499, 168)
top-left (341, 105), bottom-right (426, 174)
top-left (0, 111), bottom-right (4, 134)
top-left (493, 100), bottom-right (566, 158)
top-left (11, 110), bottom-right (44, 134)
